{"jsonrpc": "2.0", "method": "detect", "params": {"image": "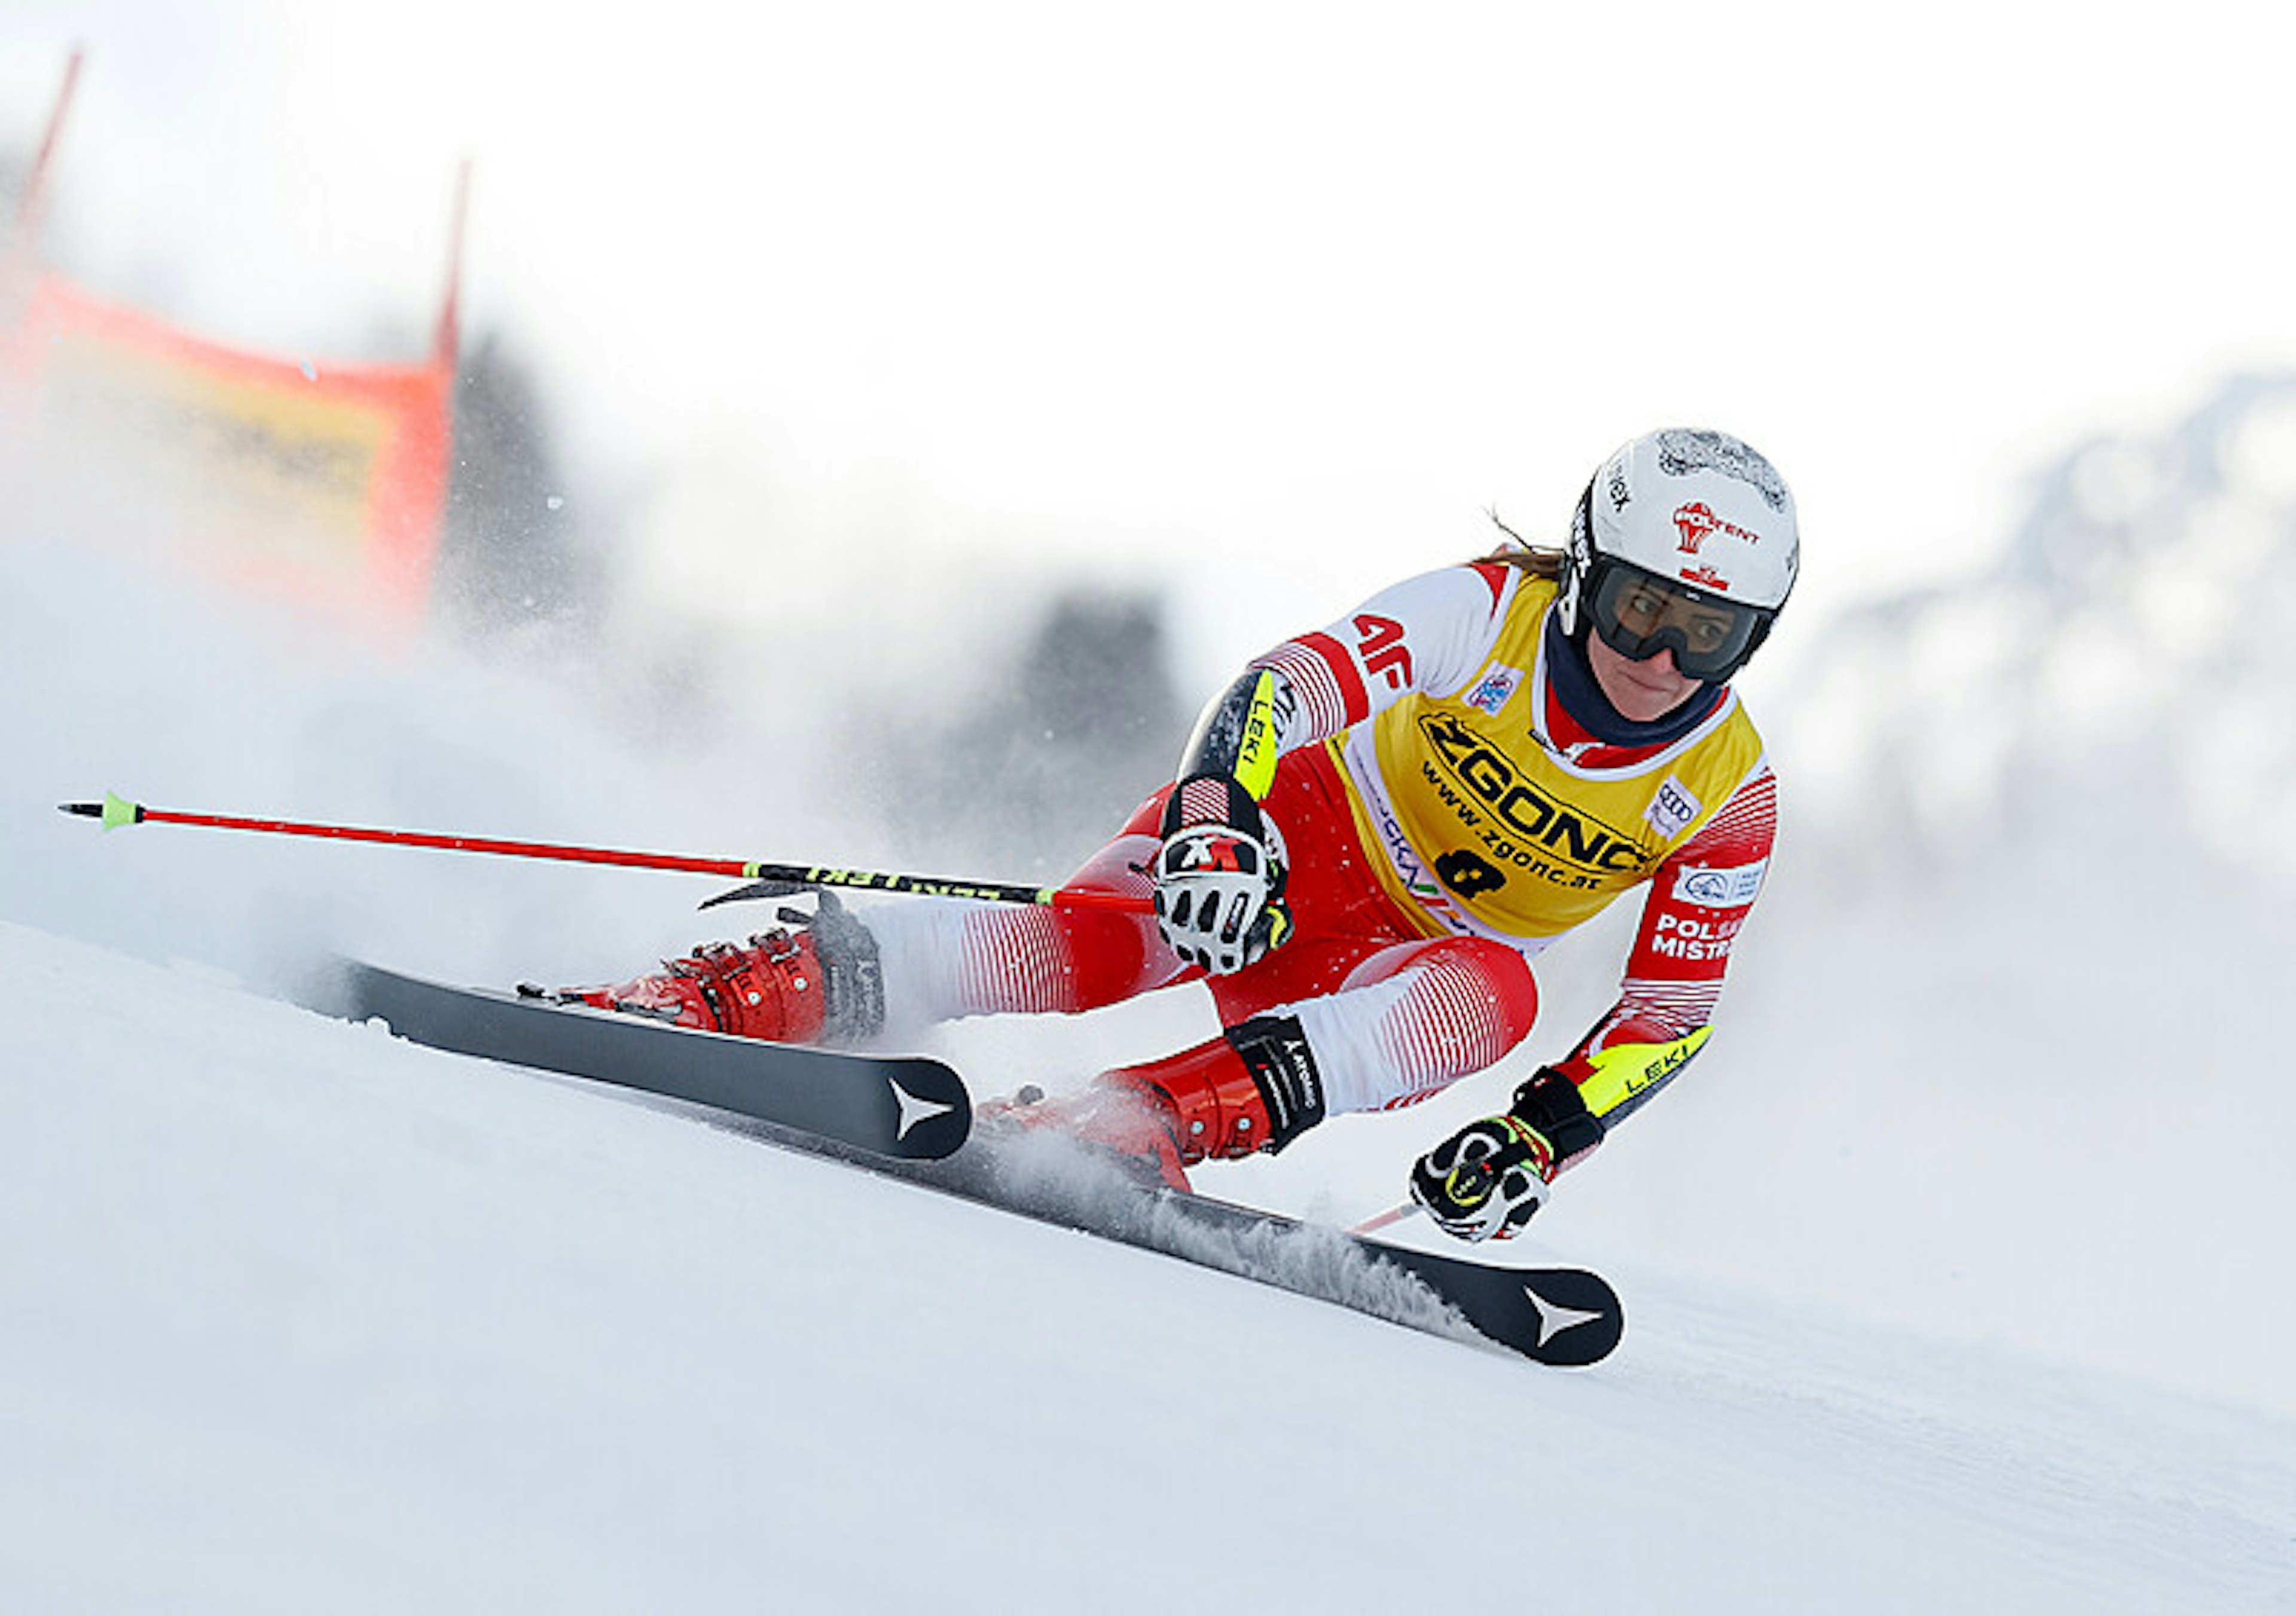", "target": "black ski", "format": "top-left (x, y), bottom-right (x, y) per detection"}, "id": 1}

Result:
top-left (1145, 1188), bottom-right (1623, 1367)
top-left (842, 1129), bottom-right (1625, 1367)
top-left (314, 960), bottom-right (1622, 1365)
top-left (322, 961), bottom-right (971, 1160)
top-left (850, 1133), bottom-right (1626, 1366)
